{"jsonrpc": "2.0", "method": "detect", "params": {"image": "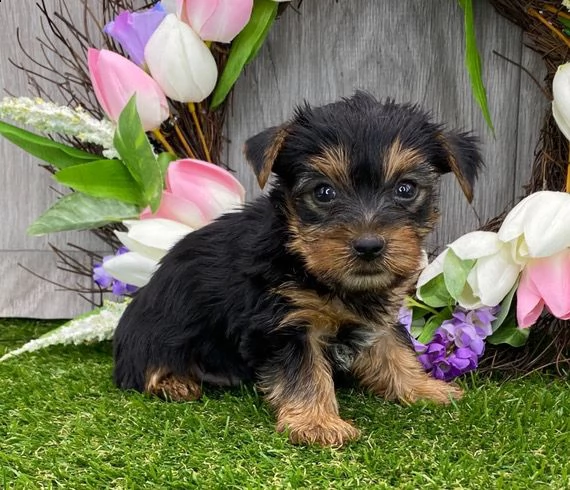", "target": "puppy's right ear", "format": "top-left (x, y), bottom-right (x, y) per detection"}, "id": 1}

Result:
top-left (243, 125), bottom-right (288, 189)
